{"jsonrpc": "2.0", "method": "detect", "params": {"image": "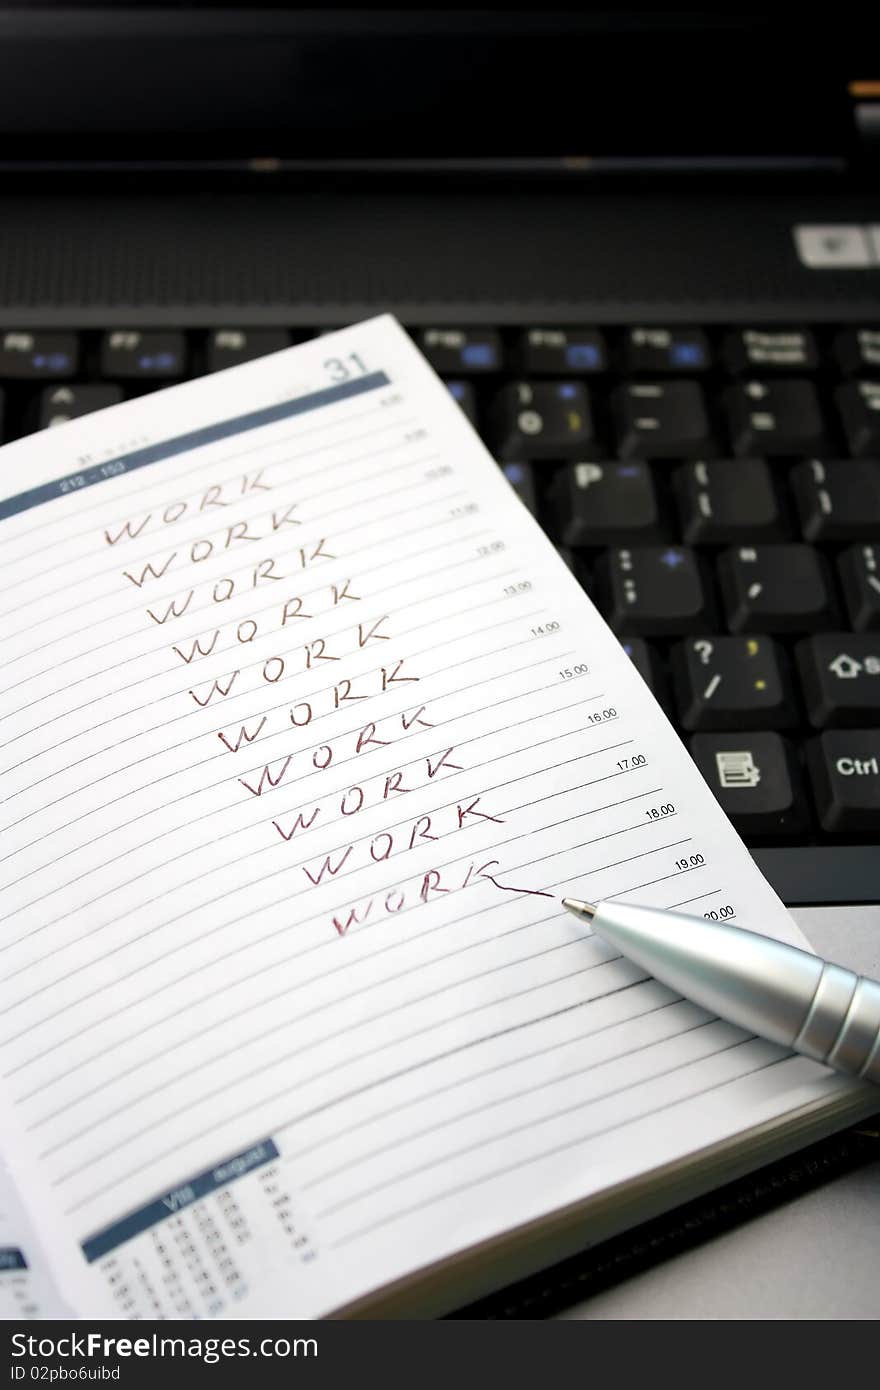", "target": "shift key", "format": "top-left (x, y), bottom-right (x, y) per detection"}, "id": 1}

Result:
top-left (807, 730), bottom-right (880, 833)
